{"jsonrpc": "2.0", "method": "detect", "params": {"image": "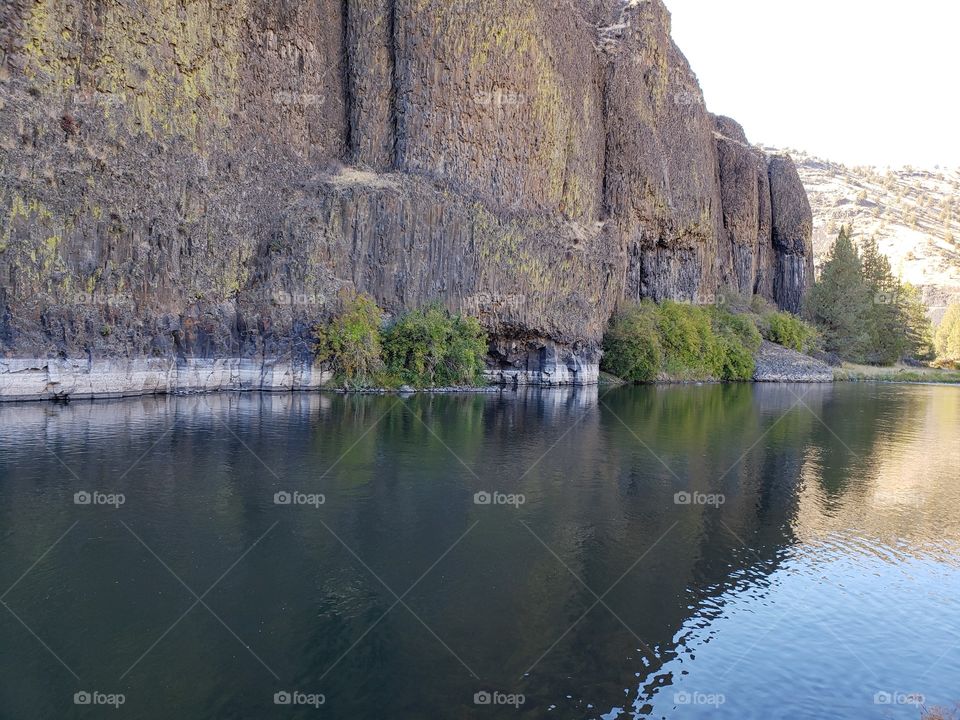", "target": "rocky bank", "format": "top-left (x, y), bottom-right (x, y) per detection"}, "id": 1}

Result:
top-left (752, 341), bottom-right (833, 383)
top-left (0, 0), bottom-right (814, 399)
